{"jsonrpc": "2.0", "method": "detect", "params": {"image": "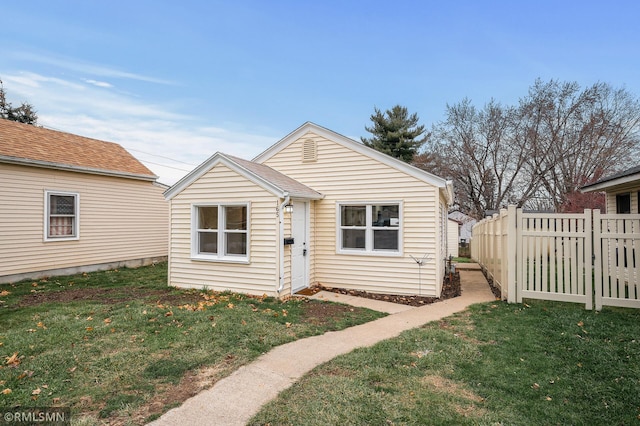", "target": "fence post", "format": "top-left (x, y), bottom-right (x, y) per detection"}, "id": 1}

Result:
top-left (516, 207), bottom-right (524, 304)
top-left (584, 209), bottom-right (593, 310)
top-left (593, 209), bottom-right (602, 311)
top-left (507, 205), bottom-right (517, 303)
